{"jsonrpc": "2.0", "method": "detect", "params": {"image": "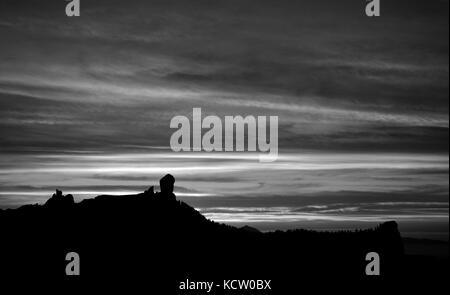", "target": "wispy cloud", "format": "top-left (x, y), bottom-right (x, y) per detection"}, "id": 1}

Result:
top-left (0, 0), bottom-right (448, 238)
